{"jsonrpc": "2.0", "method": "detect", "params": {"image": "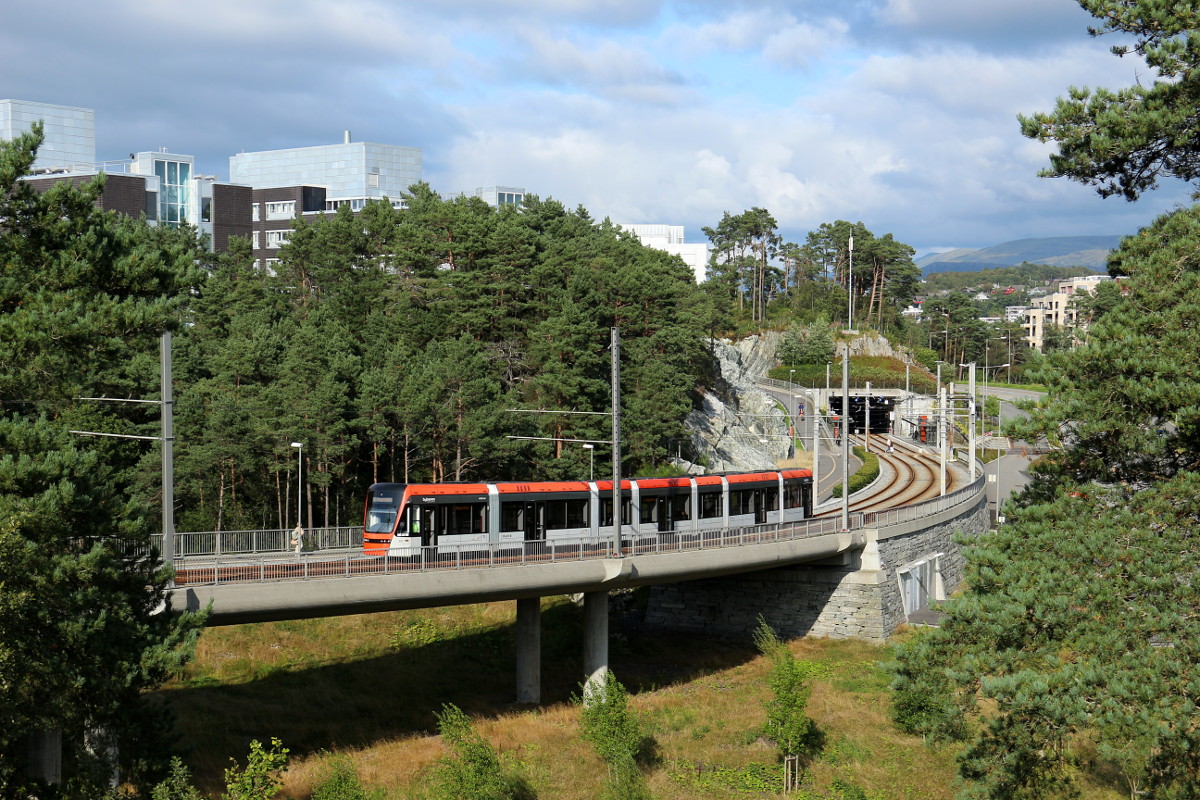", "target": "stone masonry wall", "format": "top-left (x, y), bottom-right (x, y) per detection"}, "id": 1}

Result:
top-left (643, 494), bottom-right (988, 643)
